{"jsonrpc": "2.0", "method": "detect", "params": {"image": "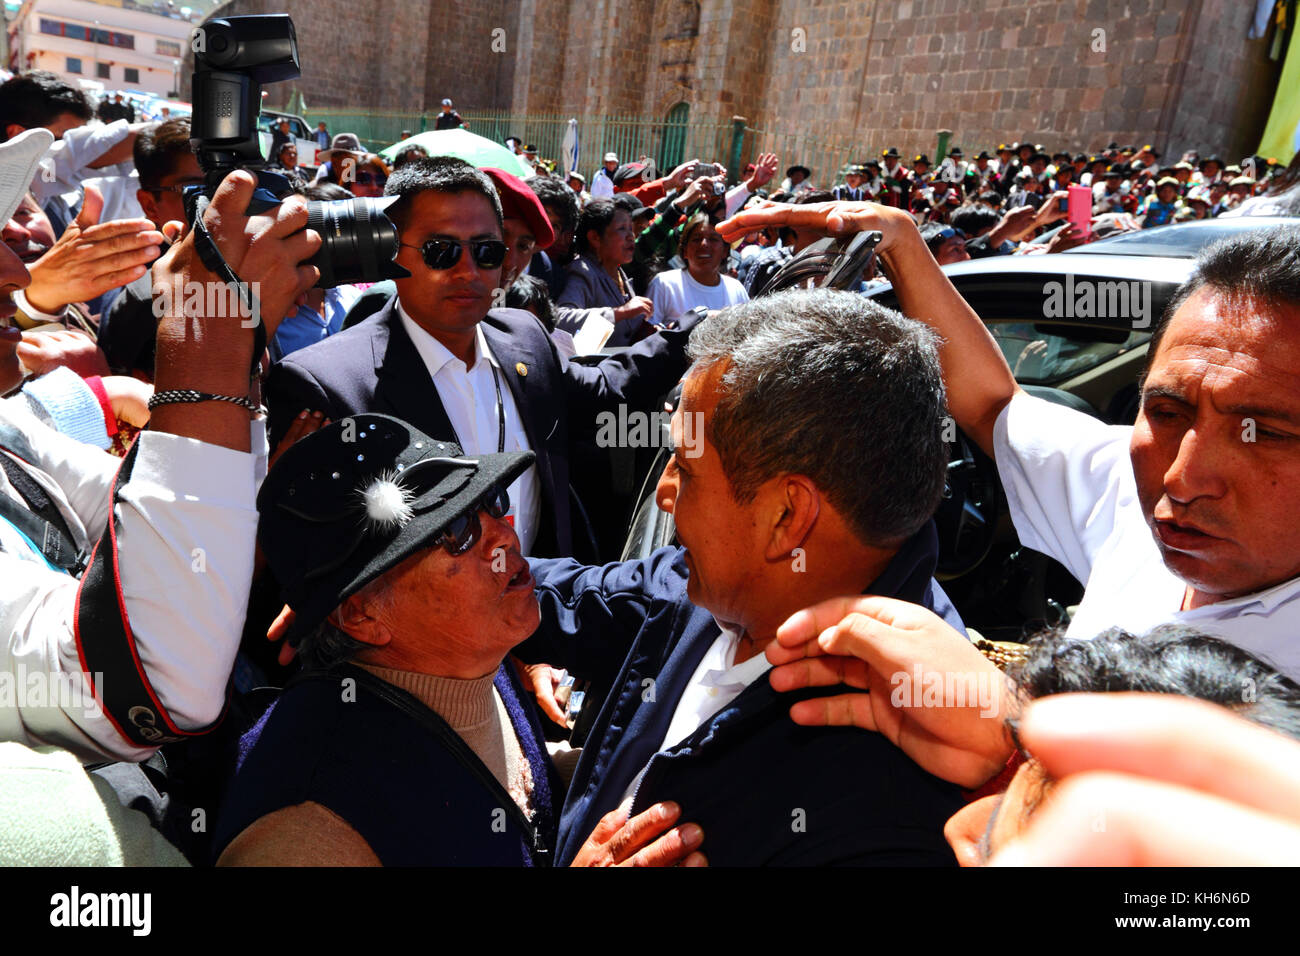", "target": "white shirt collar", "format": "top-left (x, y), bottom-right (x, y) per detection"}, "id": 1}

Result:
top-left (1180, 574), bottom-right (1300, 619)
top-left (704, 618), bottom-right (772, 692)
top-left (396, 300), bottom-right (499, 379)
